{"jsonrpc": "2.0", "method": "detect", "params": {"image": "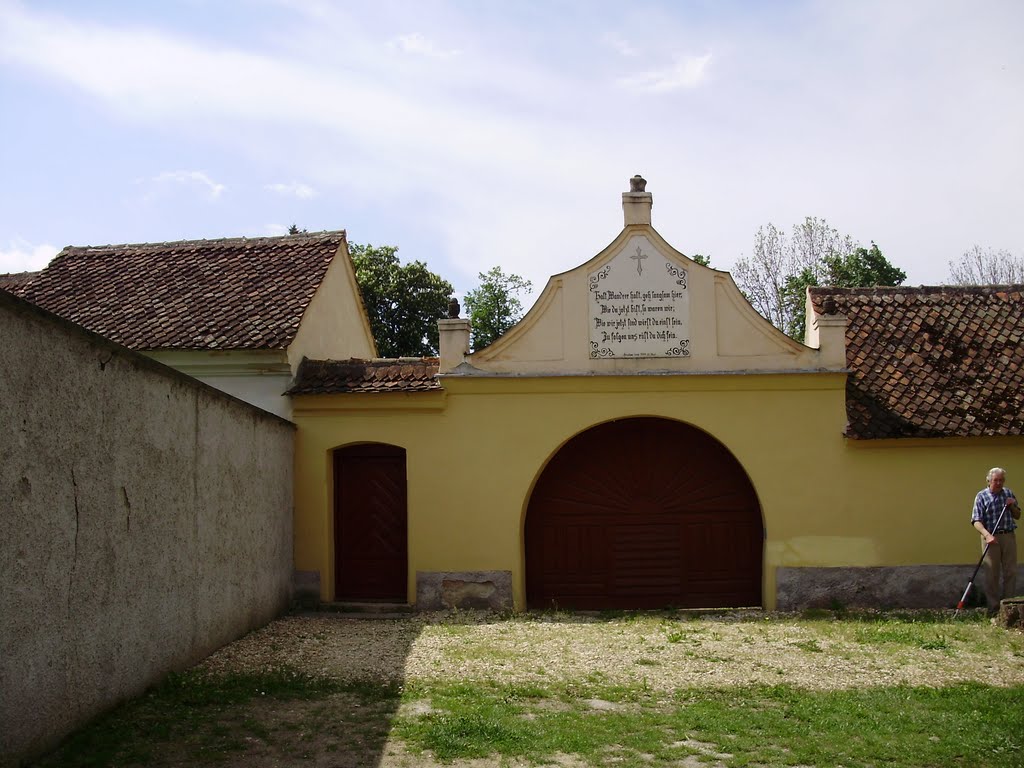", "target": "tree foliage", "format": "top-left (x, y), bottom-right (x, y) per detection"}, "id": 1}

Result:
top-left (349, 243), bottom-right (453, 358)
top-left (781, 243), bottom-right (906, 341)
top-left (733, 218), bottom-right (855, 336)
top-left (733, 218), bottom-right (904, 340)
top-left (690, 253), bottom-right (711, 267)
top-left (947, 245), bottom-right (1024, 285)
top-left (463, 266), bottom-right (533, 351)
